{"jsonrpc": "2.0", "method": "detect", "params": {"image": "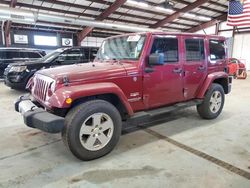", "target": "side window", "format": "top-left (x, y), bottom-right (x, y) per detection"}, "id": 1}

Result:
top-left (0, 51), bottom-right (6, 60)
top-left (185, 39), bottom-right (204, 61)
top-left (84, 48), bottom-right (98, 61)
top-left (83, 48), bottom-right (90, 61)
top-left (19, 52), bottom-right (29, 59)
top-left (28, 52), bottom-right (42, 59)
top-left (5, 51), bottom-right (20, 59)
top-left (209, 40), bottom-right (225, 60)
top-left (150, 38), bottom-right (179, 63)
top-left (63, 49), bottom-right (83, 62)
